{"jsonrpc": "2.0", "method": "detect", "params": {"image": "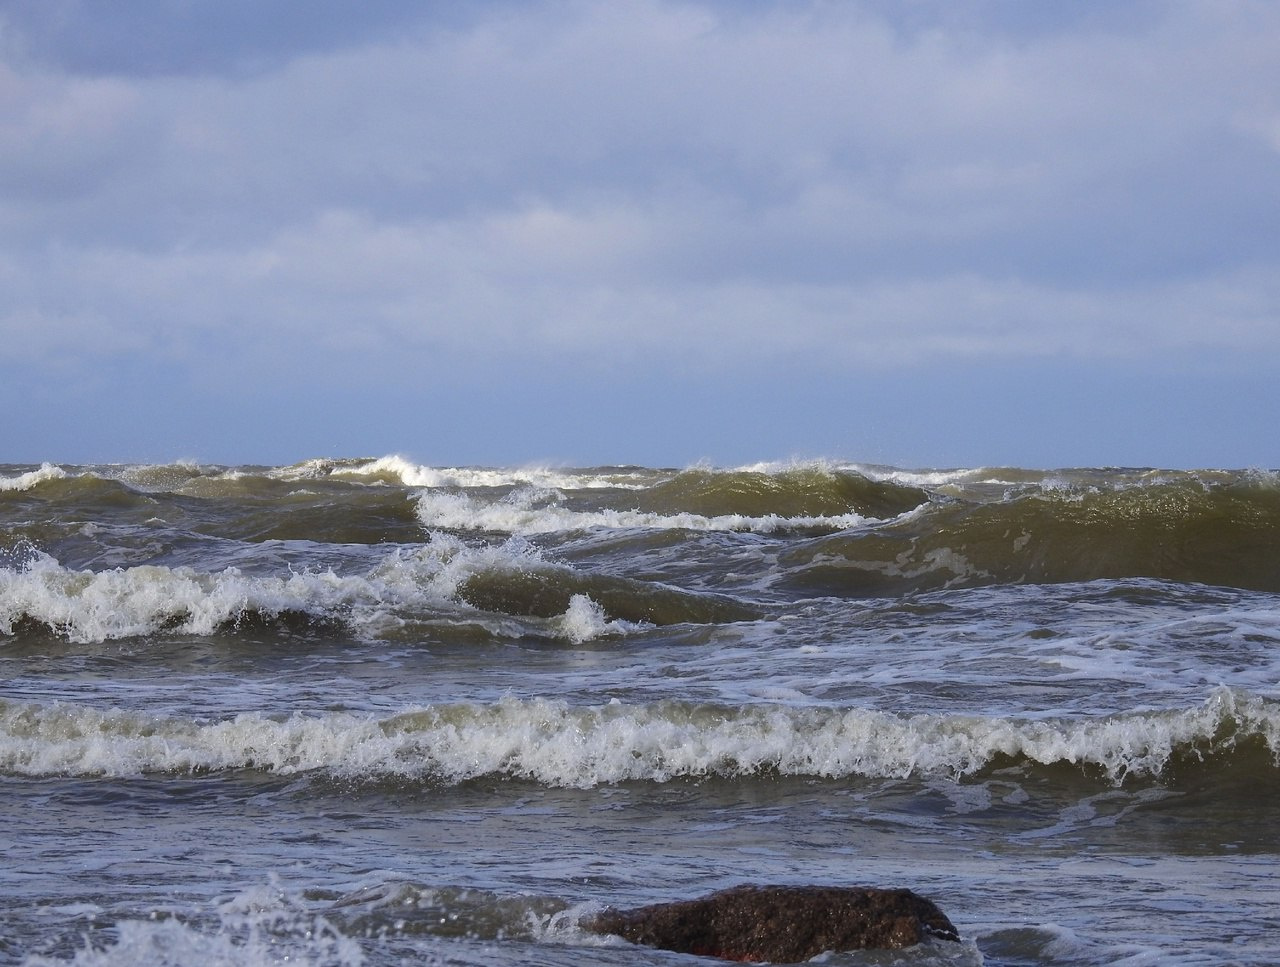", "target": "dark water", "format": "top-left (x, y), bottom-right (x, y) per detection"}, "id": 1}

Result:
top-left (2, 457), bottom-right (1278, 965)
